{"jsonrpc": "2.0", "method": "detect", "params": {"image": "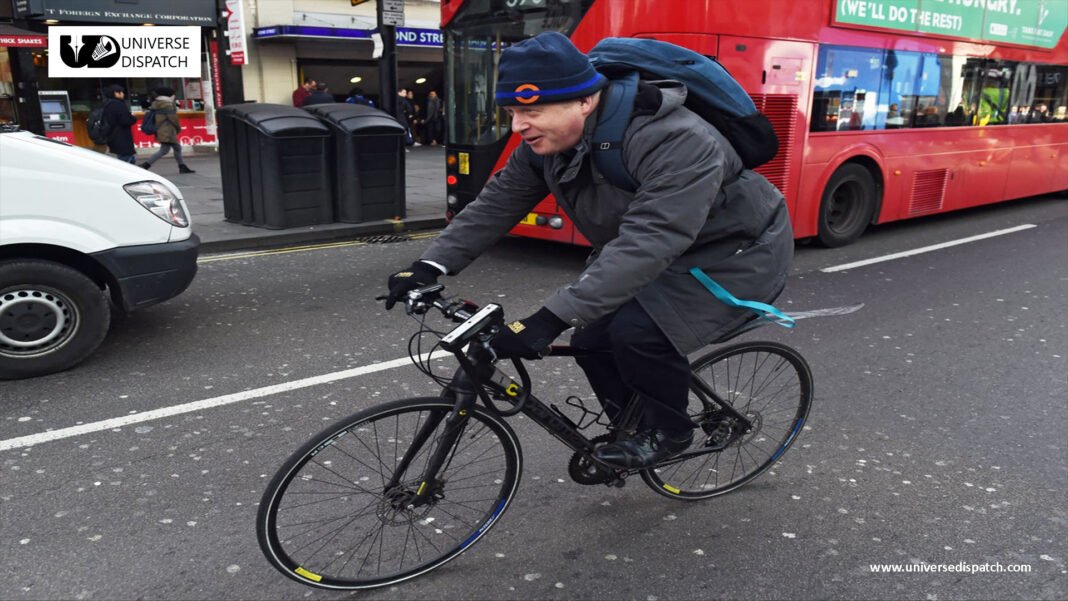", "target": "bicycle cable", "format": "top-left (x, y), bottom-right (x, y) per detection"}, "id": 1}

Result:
top-left (406, 311), bottom-right (453, 389)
